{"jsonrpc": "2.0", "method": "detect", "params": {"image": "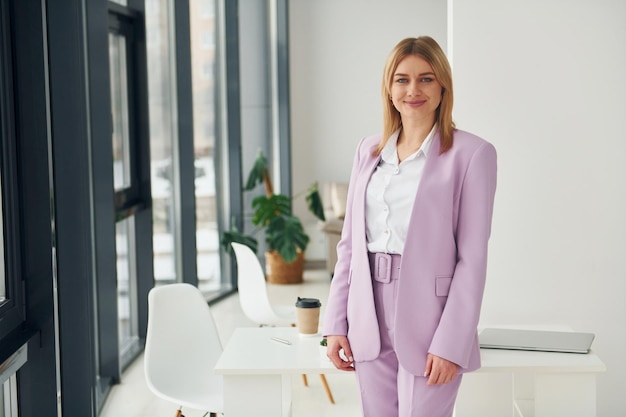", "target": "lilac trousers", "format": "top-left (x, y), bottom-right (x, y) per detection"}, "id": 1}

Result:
top-left (353, 253), bottom-right (462, 417)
